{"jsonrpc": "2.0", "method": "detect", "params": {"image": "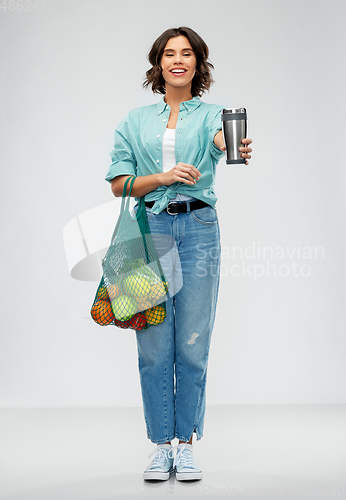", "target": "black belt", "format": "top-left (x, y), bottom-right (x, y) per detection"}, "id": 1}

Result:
top-left (145, 199), bottom-right (210, 215)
